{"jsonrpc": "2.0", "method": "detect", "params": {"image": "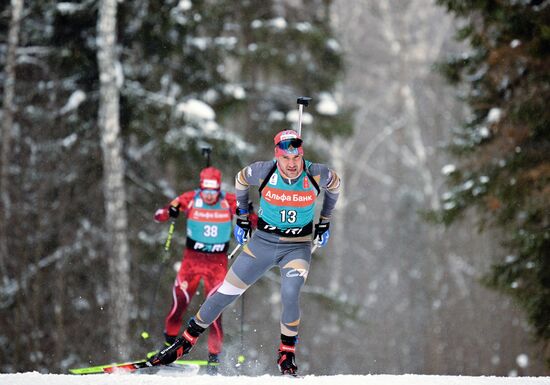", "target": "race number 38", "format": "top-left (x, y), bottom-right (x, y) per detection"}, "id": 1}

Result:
top-left (279, 209), bottom-right (297, 223)
top-left (203, 225), bottom-right (218, 237)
